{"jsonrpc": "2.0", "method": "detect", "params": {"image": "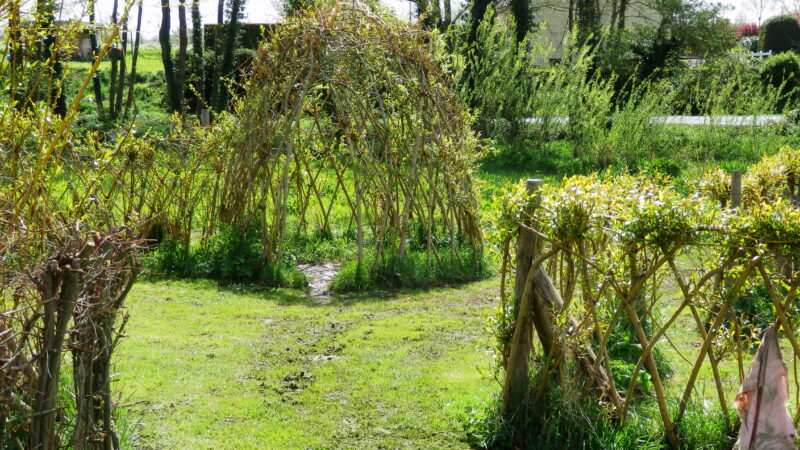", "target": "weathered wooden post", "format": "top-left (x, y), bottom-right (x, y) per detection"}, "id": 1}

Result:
top-left (200, 108), bottom-right (210, 127)
top-left (513, 179), bottom-right (543, 313)
top-left (501, 179), bottom-right (617, 442)
top-left (730, 170), bottom-right (742, 209)
top-left (501, 179), bottom-right (542, 418)
top-left (720, 170), bottom-right (744, 289)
